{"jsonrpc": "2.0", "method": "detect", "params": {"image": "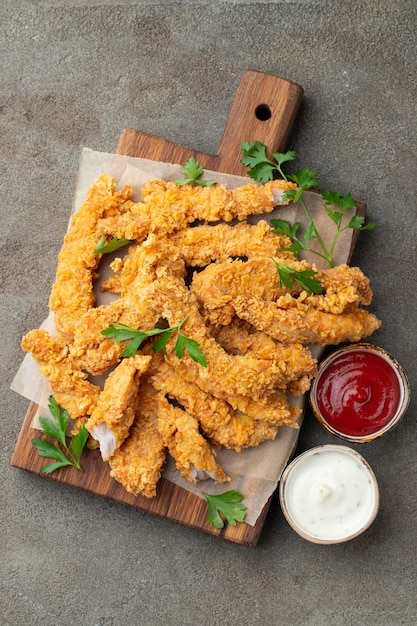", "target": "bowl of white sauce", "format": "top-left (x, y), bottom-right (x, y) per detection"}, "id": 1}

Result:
top-left (279, 445), bottom-right (379, 544)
